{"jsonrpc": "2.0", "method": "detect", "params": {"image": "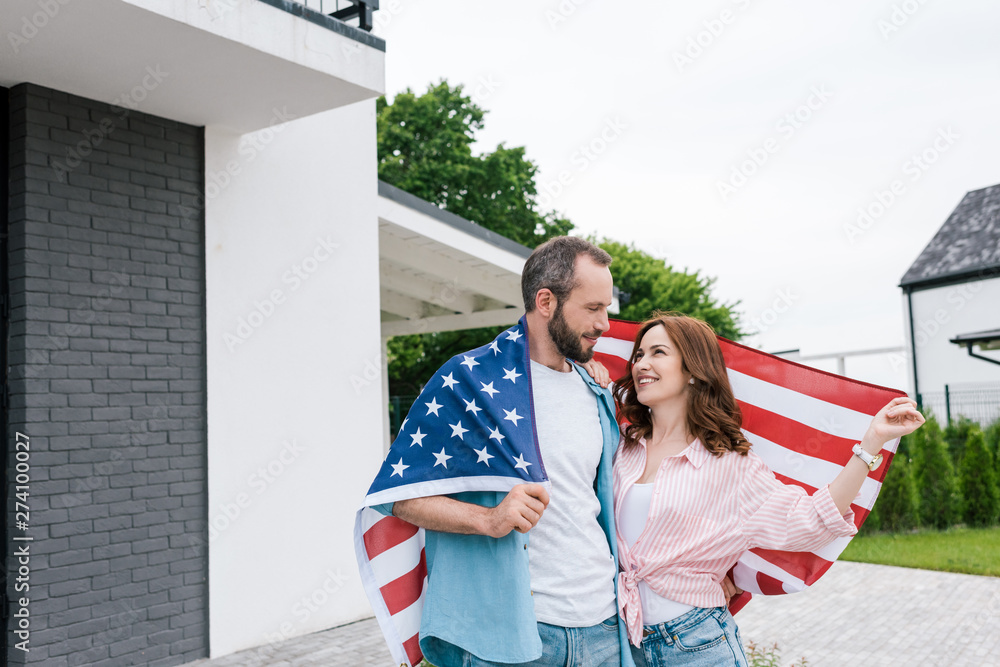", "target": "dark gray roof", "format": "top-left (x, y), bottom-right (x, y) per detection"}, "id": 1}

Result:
top-left (900, 183), bottom-right (1000, 288)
